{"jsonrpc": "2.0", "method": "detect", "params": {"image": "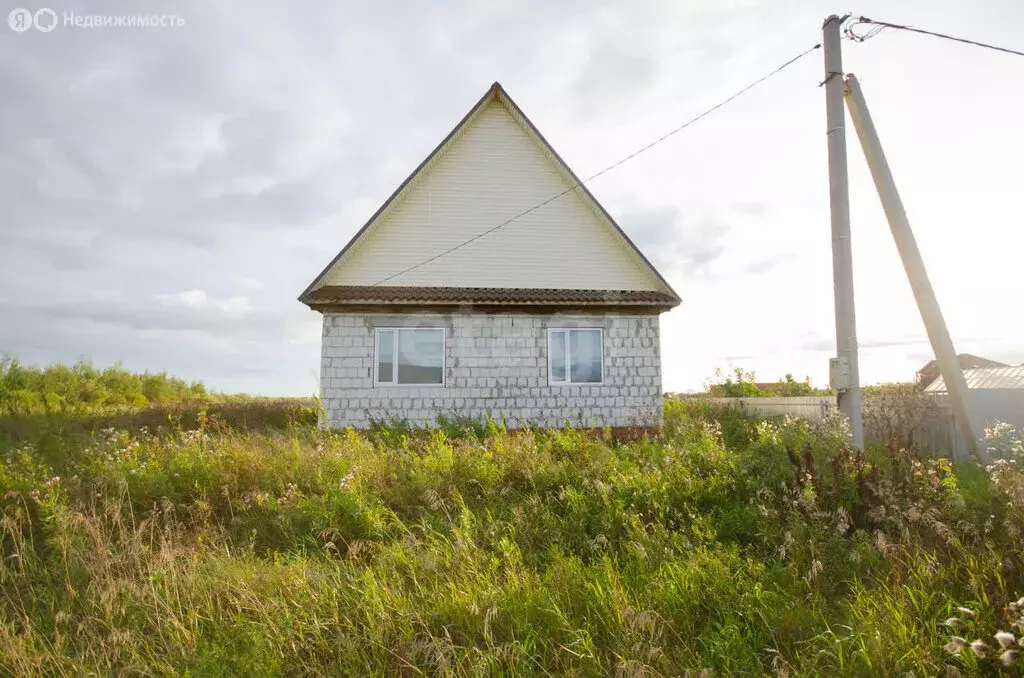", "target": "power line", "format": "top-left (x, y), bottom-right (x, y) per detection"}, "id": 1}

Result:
top-left (845, 16), bottom-right (1024, 57)
top-left (371, 43), bottom-right (822, 286)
